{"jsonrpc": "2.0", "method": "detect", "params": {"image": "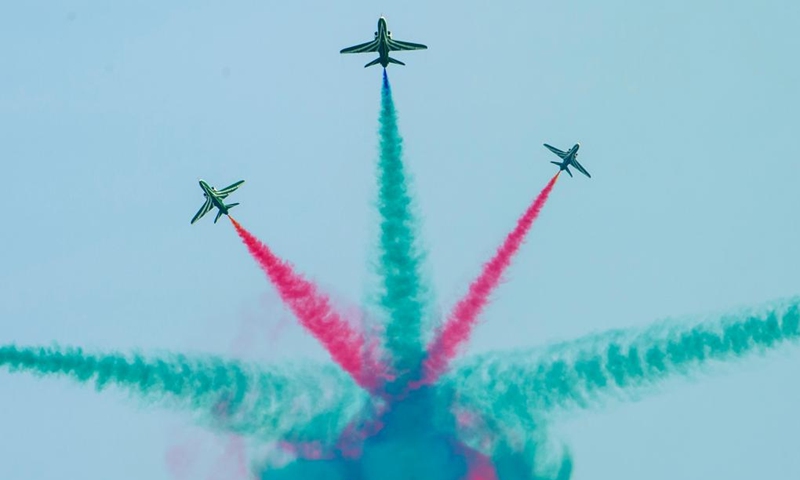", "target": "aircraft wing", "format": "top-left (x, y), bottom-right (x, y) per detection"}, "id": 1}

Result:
top-left (216, 180), bottom-right (244, 198)
top-left (340, 39), bottom-right (380, 54)
top-left (543, 144), bottom-right (568, 159)
top-left (387, 39), bottom-right (428, 51)
top-left (191, 197), bottom-right (214, 224)
top-left (571, 159), bottom-right (591, 178)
